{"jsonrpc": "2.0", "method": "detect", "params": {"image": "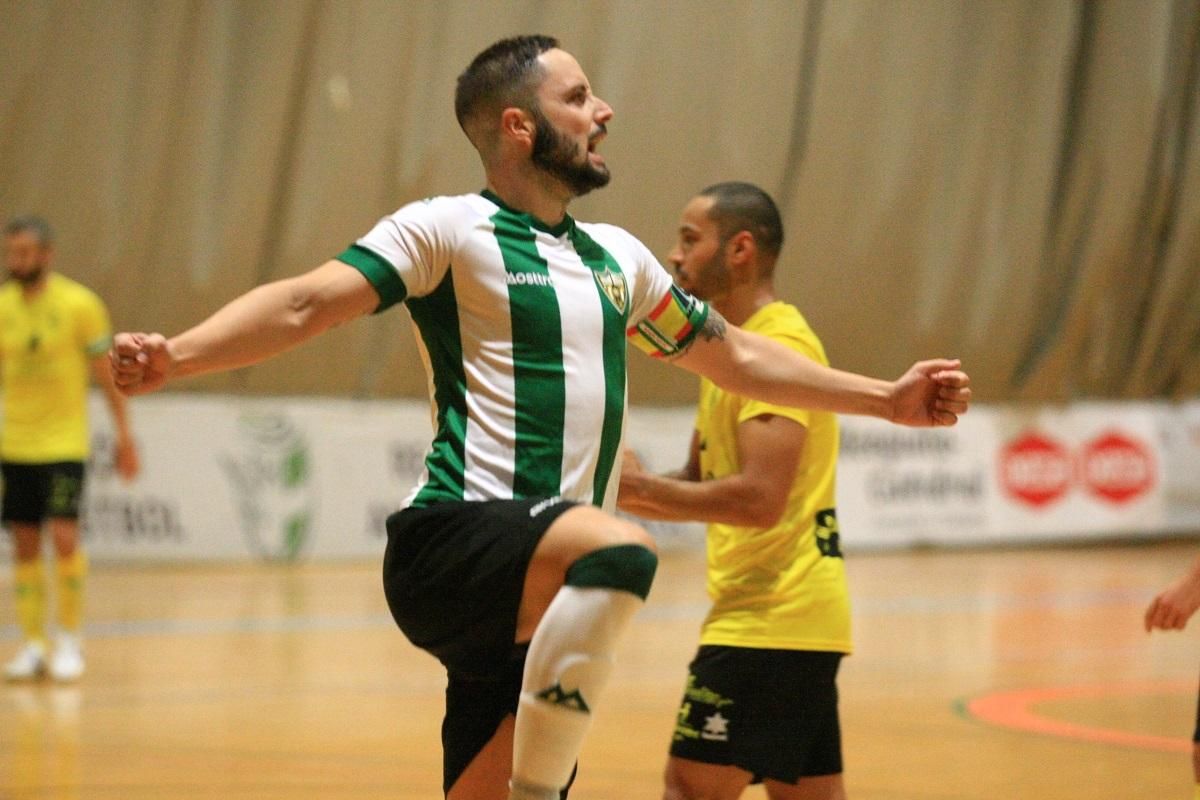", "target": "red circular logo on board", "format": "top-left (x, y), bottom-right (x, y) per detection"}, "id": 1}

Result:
top-left (1080, 431), bottom-right (1154, 504)
top-left (999, 432), bottom-right (1072, 507)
